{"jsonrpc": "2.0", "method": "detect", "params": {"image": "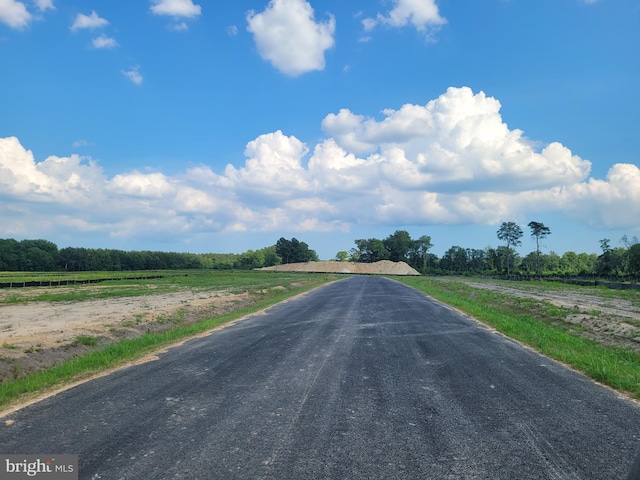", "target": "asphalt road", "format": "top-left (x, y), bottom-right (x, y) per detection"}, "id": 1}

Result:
top-left (1, 276), bottom-right (639, 479)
